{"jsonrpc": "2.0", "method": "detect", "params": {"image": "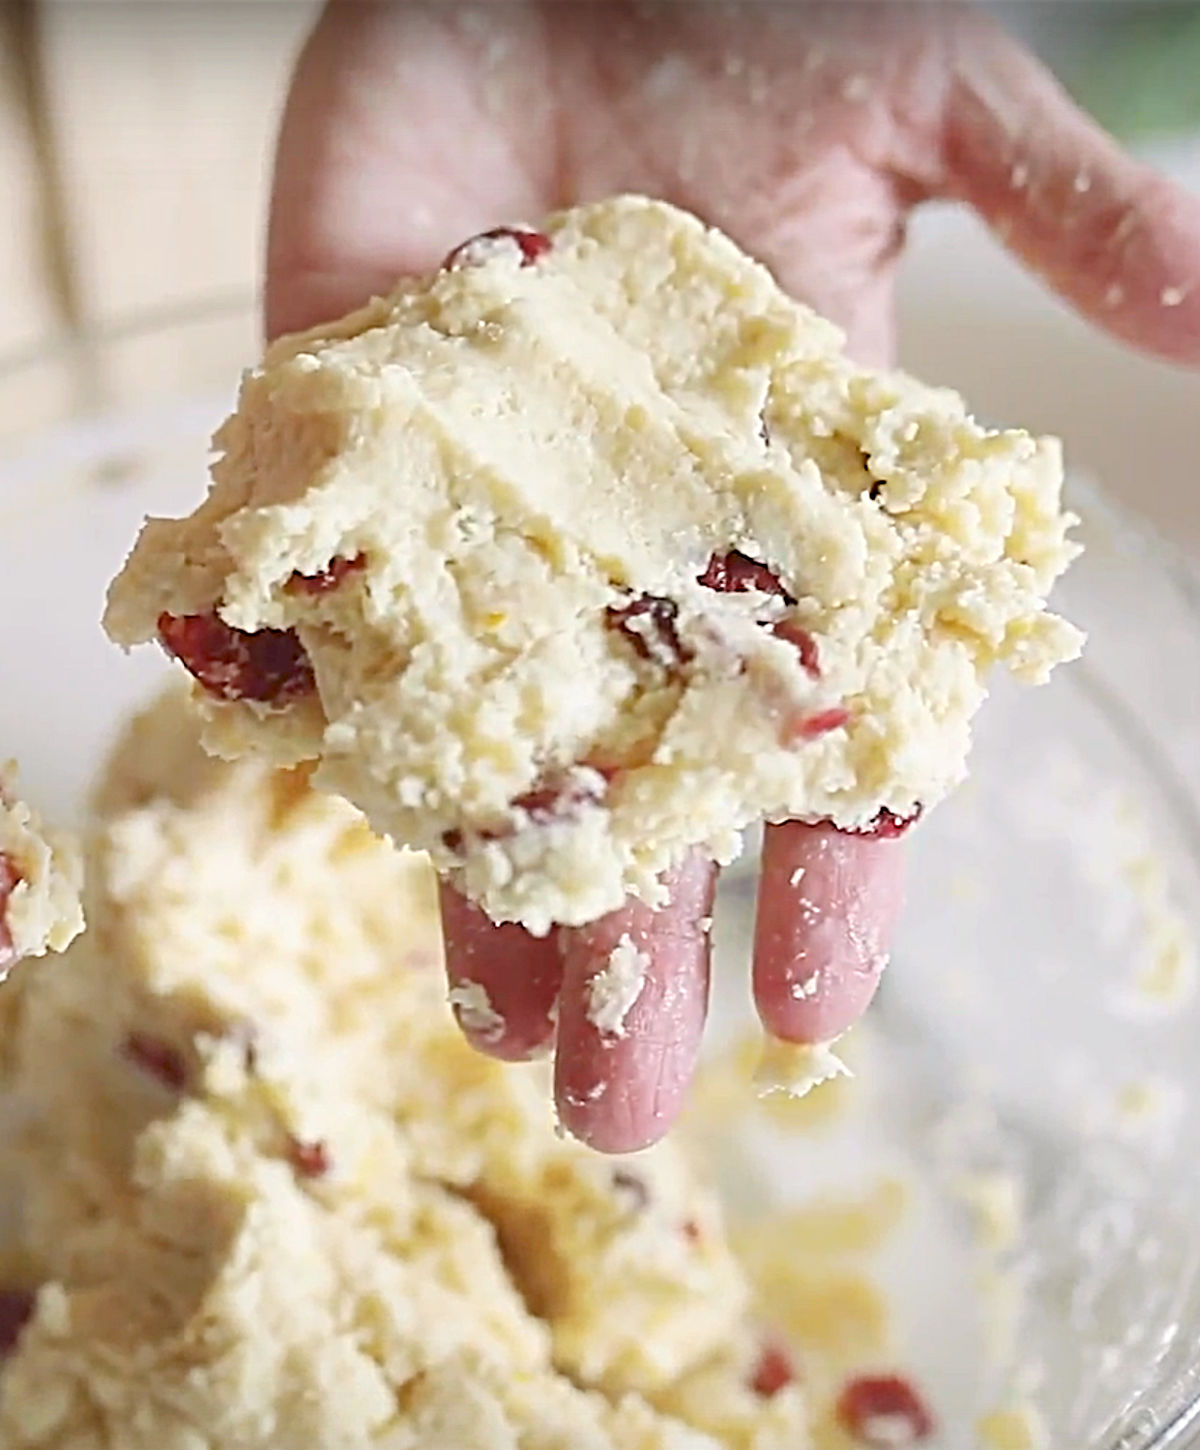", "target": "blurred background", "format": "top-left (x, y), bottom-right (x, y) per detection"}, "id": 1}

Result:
top-left (0, 0), bottom-right (1197, 545)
